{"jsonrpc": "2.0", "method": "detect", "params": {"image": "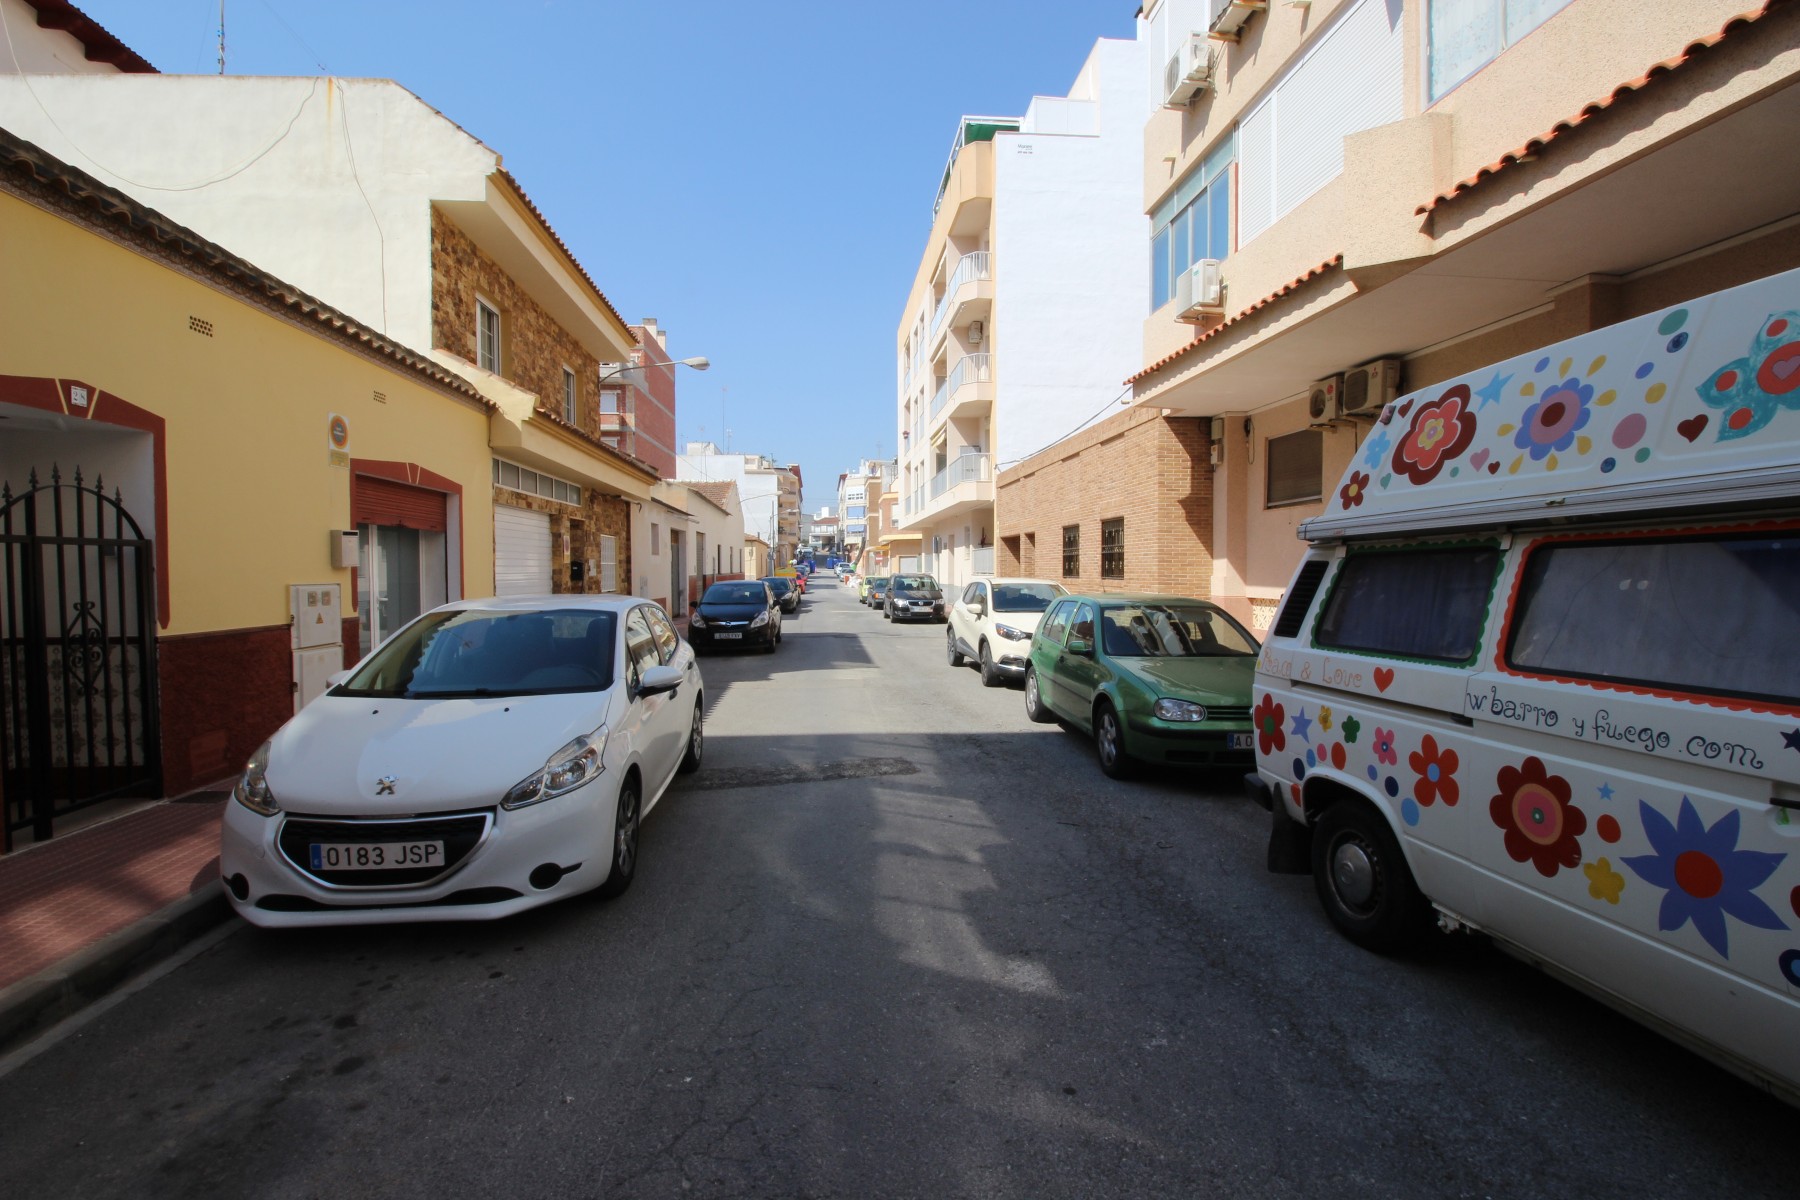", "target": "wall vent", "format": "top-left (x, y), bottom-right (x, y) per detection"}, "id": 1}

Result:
top-left (188, 316), bottom-right (214, 337)
top-left (372, 390), bottom-right (387, 404)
